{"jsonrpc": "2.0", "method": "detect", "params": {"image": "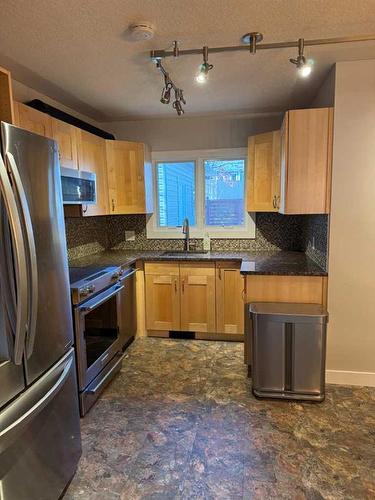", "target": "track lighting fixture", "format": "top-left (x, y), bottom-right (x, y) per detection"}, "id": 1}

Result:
top-left (289, 38), bottom-right (313, 77)
top-left (196, 46), bottom-right (213, 84)
top-left (154, 60), bottom-right (185, 115)
top-left (160, 77), bottom-right (172, 104)
top-left (150, 32), bottom-right (375, 115)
